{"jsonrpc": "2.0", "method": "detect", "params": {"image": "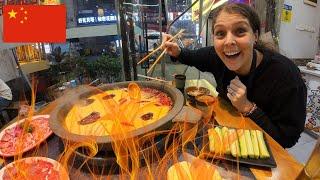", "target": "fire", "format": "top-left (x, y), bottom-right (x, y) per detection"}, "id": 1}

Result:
top-left (0, 79), bottom-right (246, 179)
